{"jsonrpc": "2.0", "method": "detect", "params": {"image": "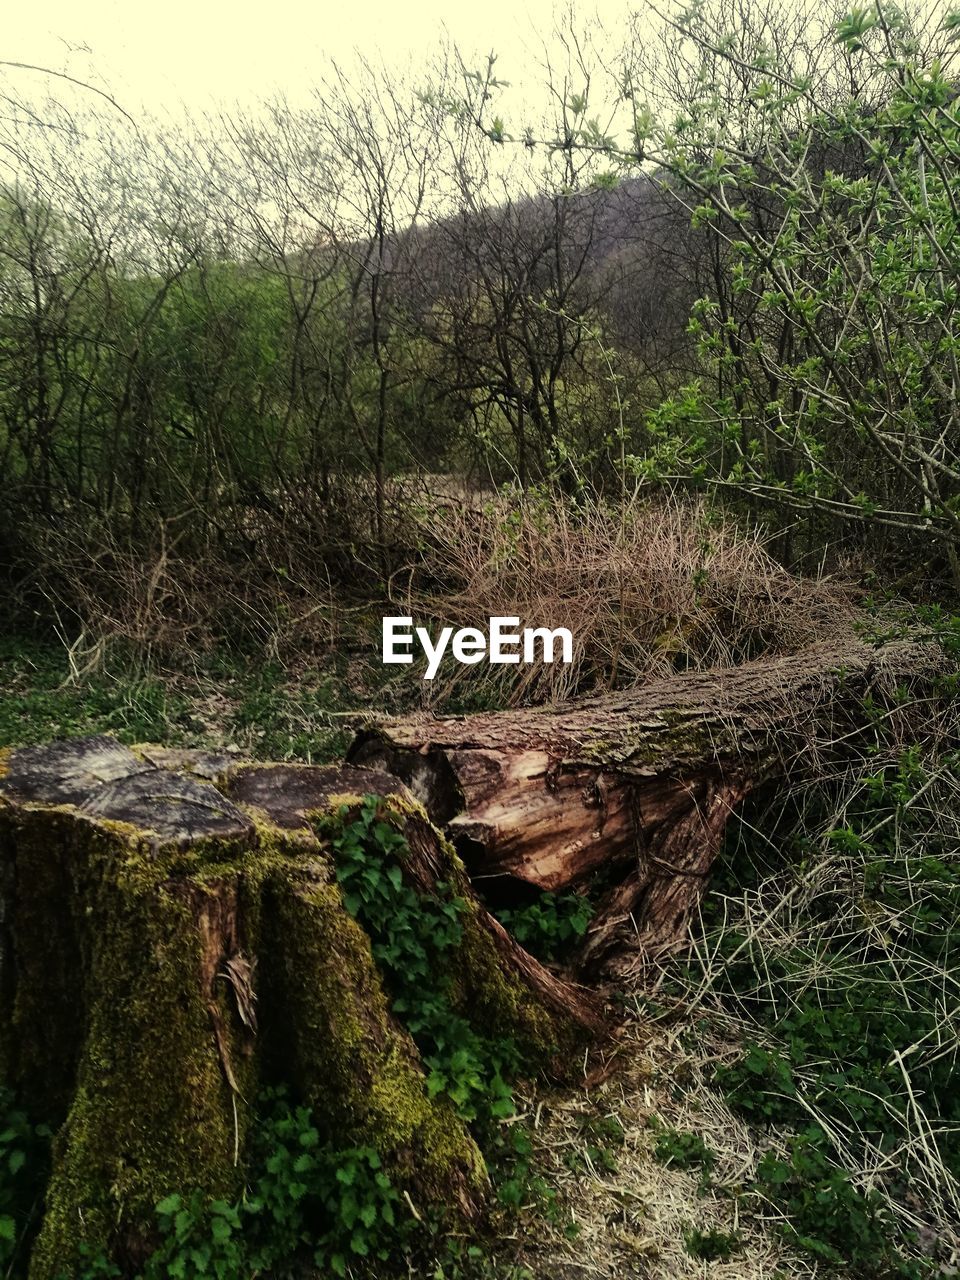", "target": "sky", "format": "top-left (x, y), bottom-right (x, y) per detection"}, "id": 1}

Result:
top-left (5, 0), bottom-right (641, 118)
